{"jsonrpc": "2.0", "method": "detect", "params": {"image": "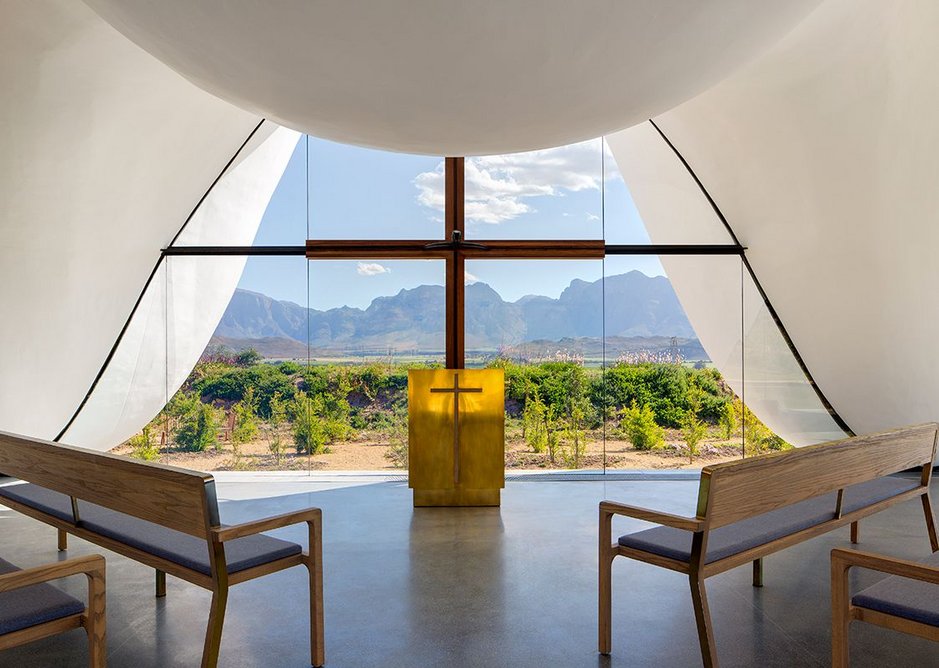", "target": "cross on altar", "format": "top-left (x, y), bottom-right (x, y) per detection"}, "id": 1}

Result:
top-left (430, 373), bottom-right (482, 485)
top-left (408, 369), bottom-right (505, 507)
